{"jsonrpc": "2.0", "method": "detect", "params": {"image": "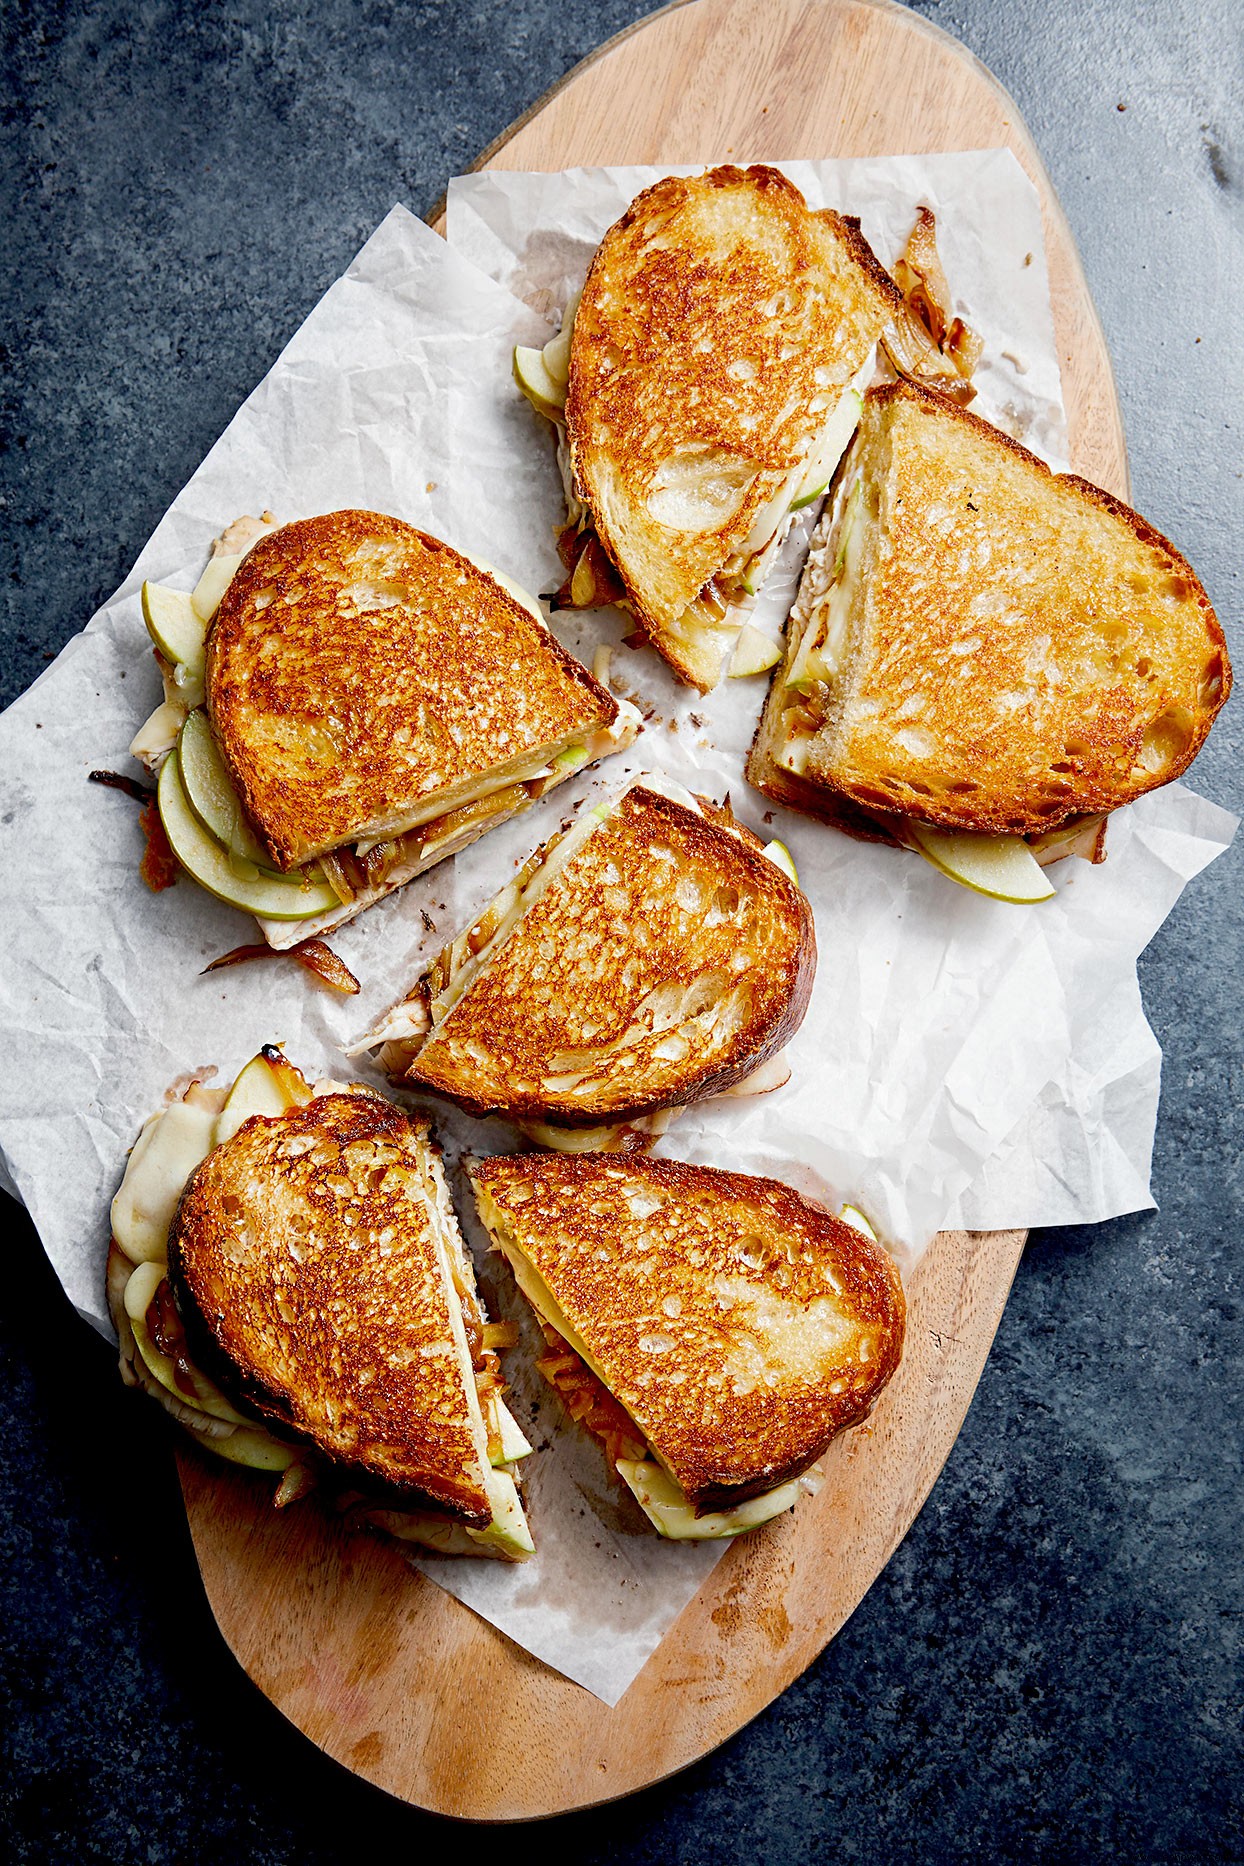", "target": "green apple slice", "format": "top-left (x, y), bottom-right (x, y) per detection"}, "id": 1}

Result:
top-left (839, 1203), bottom-right (878, 1242)
top-left (142, 581), bottom-right (206, 672)
top-left (615, 1458), bottom-right (801, 1539)
top-left (475, 1467), bottom-right (535, 1557)
top-left (543, 328), bottom-right (571, 388)
top-left (761, 838), bottom-right (799, 886)
top-left (729, 623), bottom-right (783, 676)
top-left (124, 1261), bottom-right (250, 1424)
top-left (908, 823), bottom-right (1057, 903)
top-left (177, 709), bottom-right (282, 876)
top-left (199, 1425), bottom-right (300, 1473)
top-left (513, 345), bottom-right (566, 423)
top-left (541, 289), bottom-right (581, 388)
top-left (487, 1393), bottom-right (533, 1466)
top-left (788, 479), bottom-right (829, 512)
top-left (157, 751), bottom-right (339, 919)
top-left (789, 378), bottom-right (868, 509)
top-left (214, 1047), bottom-right (313, 1148)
